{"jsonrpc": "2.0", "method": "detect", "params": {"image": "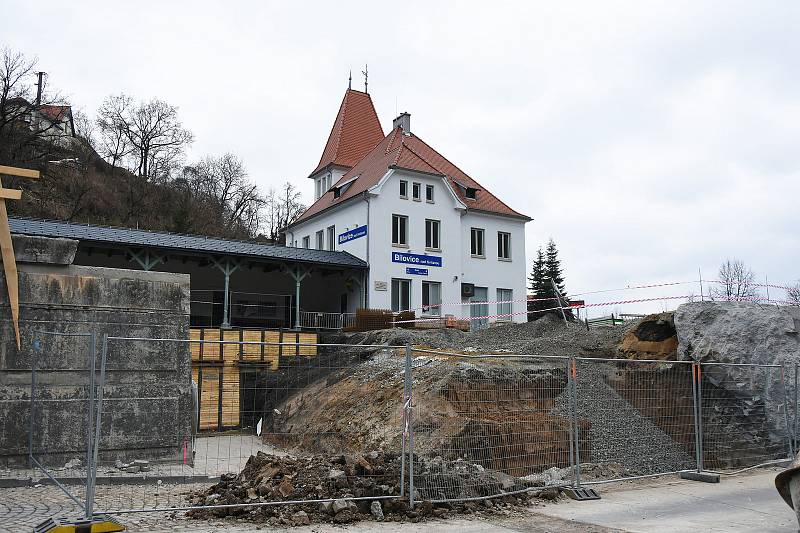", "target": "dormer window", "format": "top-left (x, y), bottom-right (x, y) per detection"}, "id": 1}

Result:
top-left (453, 180), bottom-right (480, 201)
top-left (332, 176), bottom-right (356, 200)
